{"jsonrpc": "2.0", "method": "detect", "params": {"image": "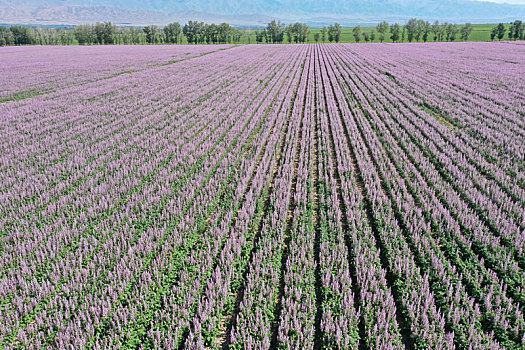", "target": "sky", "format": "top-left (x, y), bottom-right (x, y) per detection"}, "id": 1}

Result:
top-left (3, 0), bottom-right (525, 26)
top-left (474, 0), bottom-right (525, 3)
